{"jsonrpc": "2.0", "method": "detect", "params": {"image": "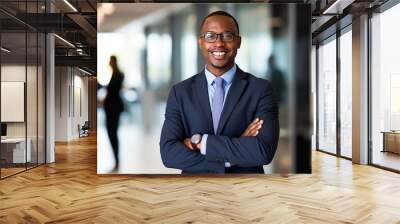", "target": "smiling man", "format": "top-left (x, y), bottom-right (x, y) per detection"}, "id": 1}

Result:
top-left (160, 11), bottom-right (279, 174)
